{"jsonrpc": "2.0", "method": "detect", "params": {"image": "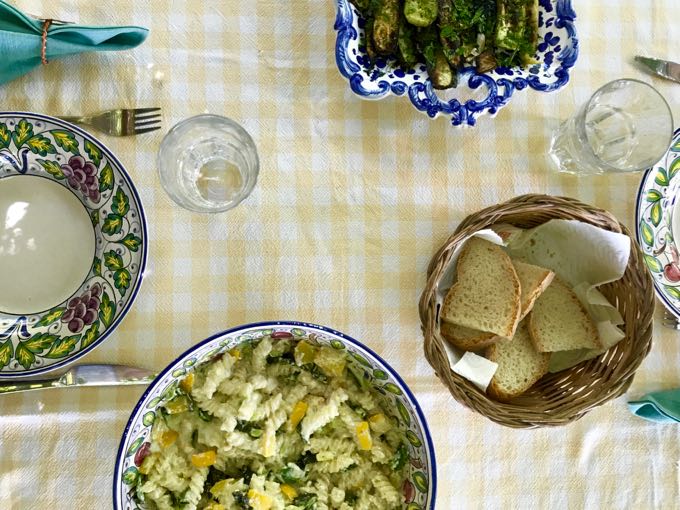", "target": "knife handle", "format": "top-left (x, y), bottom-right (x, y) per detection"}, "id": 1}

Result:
top-left (0, 378), bottom-right (60, 394)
